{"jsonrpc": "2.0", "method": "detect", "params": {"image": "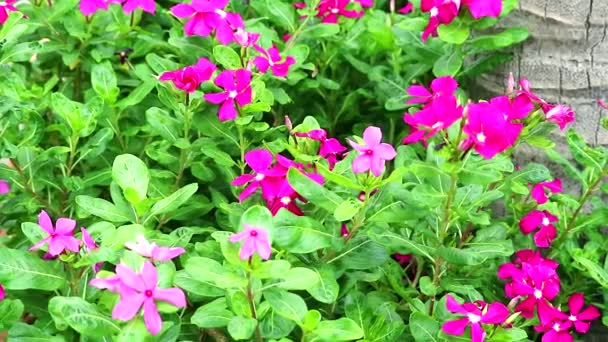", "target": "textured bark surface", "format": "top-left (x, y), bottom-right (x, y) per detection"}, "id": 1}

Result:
top-left (477, 0), bottom-right (608, 145)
